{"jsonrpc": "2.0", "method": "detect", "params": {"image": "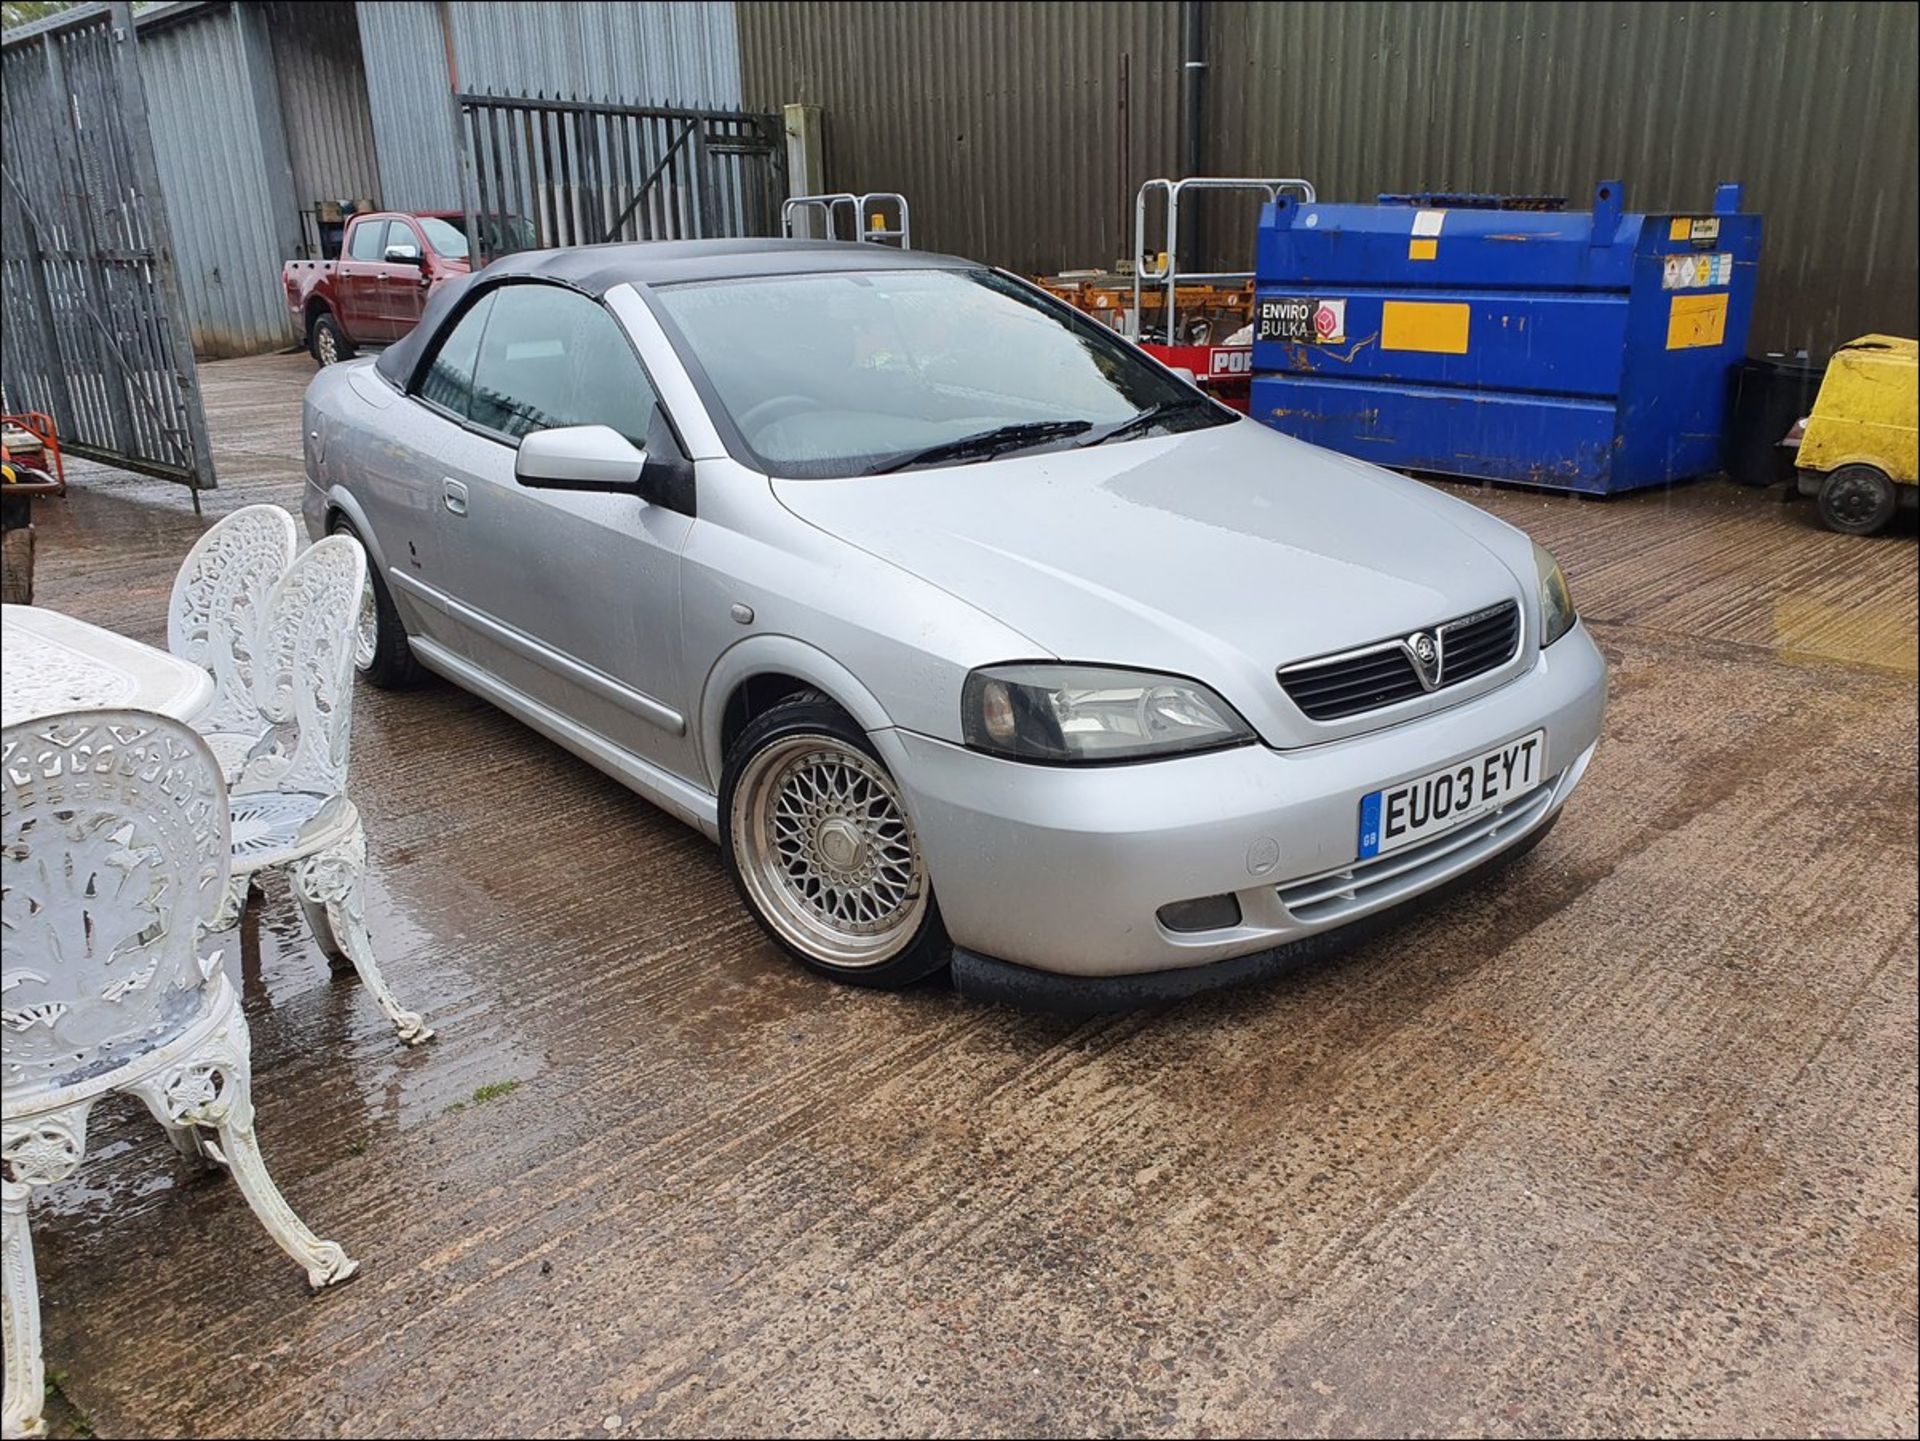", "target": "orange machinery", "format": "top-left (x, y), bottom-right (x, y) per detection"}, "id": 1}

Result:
top-left (1037, 177), bottom-right (1317, 415)
top-left (2, 412), bottom-right (65, 490)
